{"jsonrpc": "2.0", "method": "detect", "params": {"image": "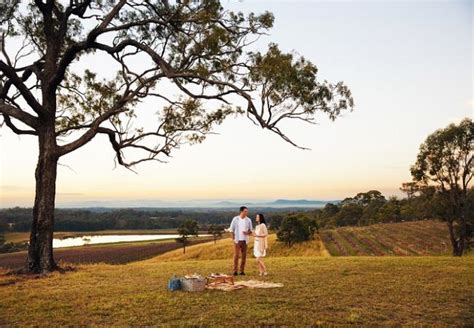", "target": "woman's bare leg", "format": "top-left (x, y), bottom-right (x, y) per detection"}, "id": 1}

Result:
top-left (256, 257), bottom-right (263, 274)
top-left (260, 259), bottom-right (267, 274)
